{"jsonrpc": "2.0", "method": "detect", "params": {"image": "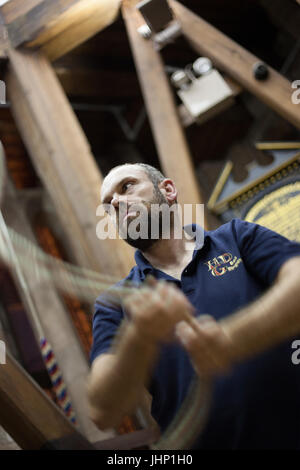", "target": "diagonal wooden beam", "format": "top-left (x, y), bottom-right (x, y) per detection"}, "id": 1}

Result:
top-left (0, 347), bottom-right (156, 449)
top-left (0, 350), bottom-right (95, 449)
top-left (6, 48), bottom-right (134, 277)
top-left (122, 0), bottom-right (206, 214)
top-left (4, 0), bottom-right (78, 47)
top-left (1, 177), bottom-right (109, 443)
top-left (1, 0), bottom-right (121, 61)
top-left (170, 0), bottom-right (300, 130)
top-left (0, 0), bottom-right (41, 23)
